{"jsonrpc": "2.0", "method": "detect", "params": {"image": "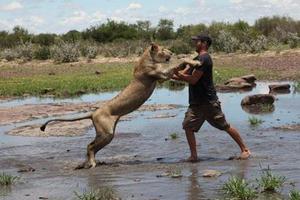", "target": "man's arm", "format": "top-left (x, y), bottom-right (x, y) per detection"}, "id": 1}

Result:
top-left (176, 69), bottom-right (203, 85)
